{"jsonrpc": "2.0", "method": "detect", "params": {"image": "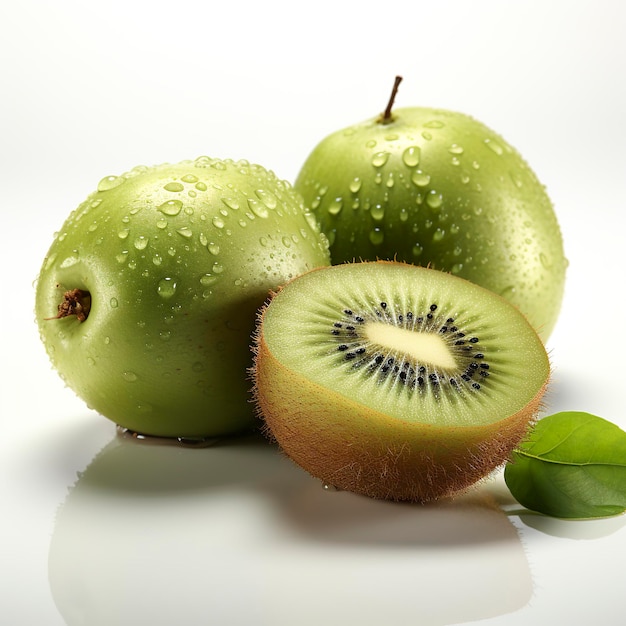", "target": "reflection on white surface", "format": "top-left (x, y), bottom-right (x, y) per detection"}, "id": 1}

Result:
top-left (49, 432), bottom-right (532, 626)
top-left (515, 511), bottom-right (626, 540)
